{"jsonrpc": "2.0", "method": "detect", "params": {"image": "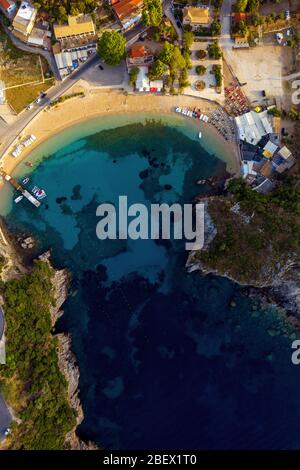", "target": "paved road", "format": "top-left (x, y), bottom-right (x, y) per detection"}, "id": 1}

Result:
top-left (0, 394), bottom-right (11, 441)
top-left (0, 53), bottom-right (100, 160)
top-left (1, 21), bottom-right (60, 81)
top-left (164, 0), bottom-right (182, 44)
top-left (220, 0), bottom-right (235, 54)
